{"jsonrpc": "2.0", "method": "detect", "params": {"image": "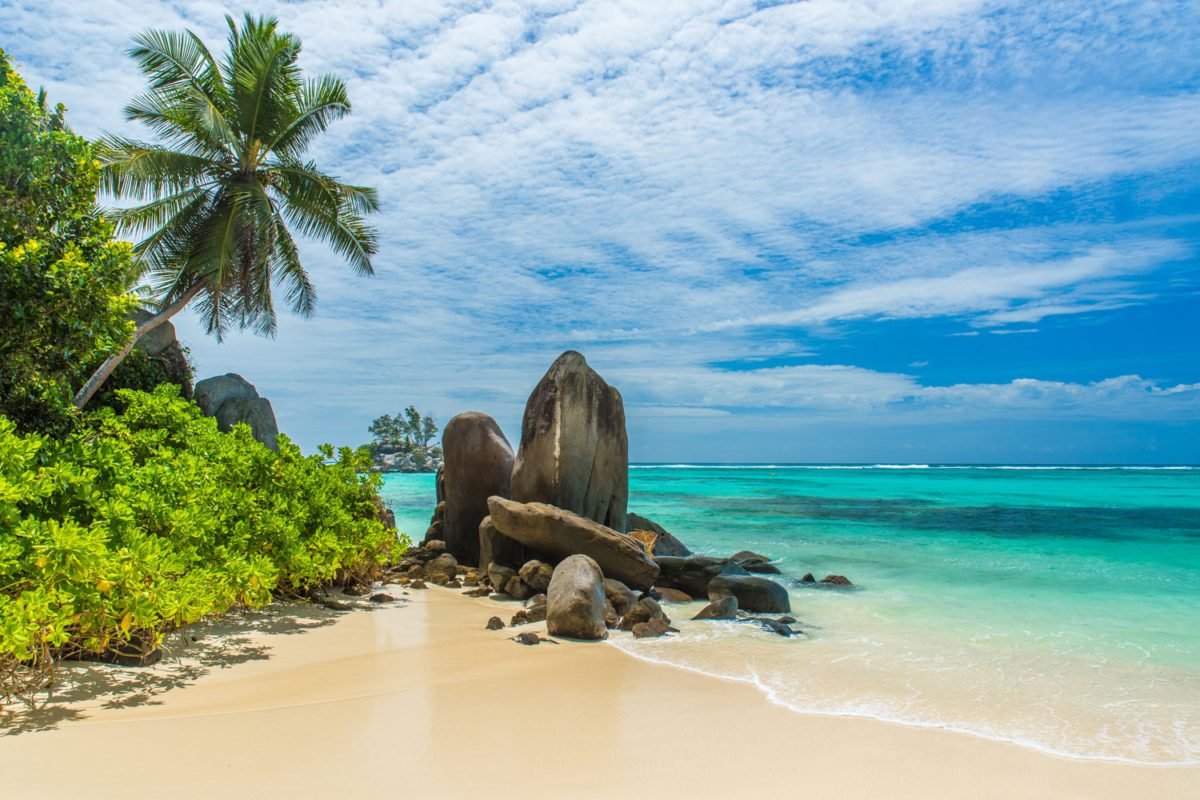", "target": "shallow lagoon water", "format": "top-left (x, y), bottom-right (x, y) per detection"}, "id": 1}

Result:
top-left (381, 465), bottom-right (1200, 764)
